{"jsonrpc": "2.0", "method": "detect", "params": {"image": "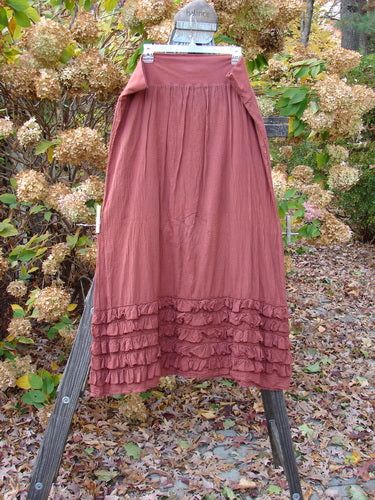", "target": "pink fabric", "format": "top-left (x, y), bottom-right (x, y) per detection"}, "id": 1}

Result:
top-left (88, 54), bottom-right (293, 398)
